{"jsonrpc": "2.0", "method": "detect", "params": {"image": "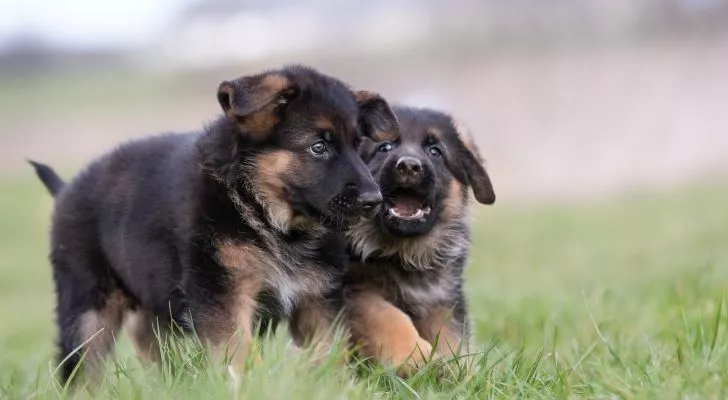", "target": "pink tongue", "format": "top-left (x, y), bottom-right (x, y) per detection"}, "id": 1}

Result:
top-left (392, 196), bottom-right (422, 216)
